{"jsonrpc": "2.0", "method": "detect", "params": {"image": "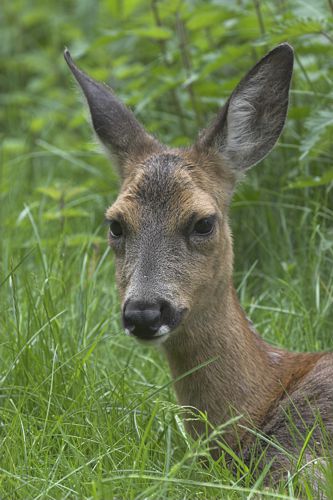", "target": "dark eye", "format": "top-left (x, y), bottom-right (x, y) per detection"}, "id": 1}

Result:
top-left (109, 220), bottom-right (123, 238)
top-left (193, 216), bottom-right (215, 236)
